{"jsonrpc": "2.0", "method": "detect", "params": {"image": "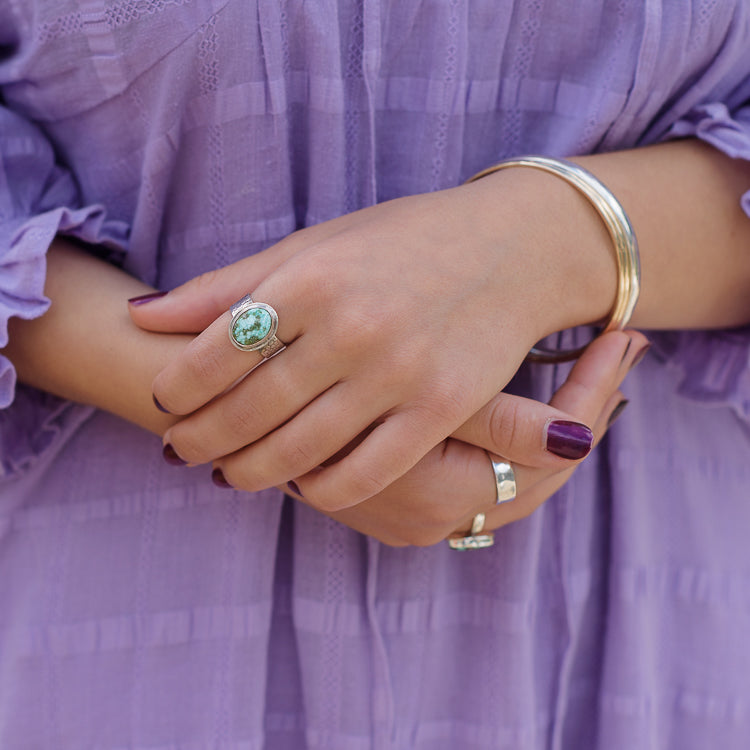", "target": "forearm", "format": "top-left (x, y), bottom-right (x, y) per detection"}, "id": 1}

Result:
top-left (470, 138), bottom-right (750, 333)
top-left (3, 239), bottom-right (188, 435)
